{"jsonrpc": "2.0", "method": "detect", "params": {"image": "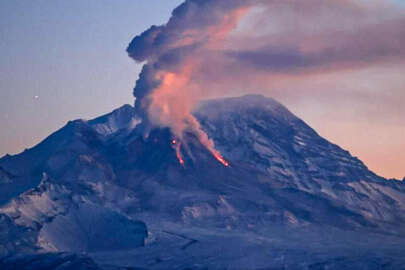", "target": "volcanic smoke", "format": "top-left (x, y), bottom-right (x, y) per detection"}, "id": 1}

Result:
top-left (126, 0), bottom-right (250, 166)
